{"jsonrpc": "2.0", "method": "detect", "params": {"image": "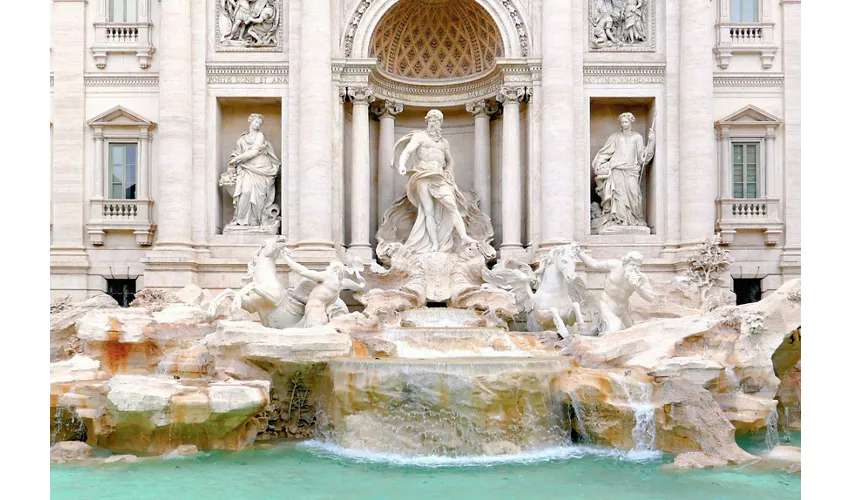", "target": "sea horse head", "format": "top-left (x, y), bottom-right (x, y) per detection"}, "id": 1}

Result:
top-left (534, 243), bottom-right (580, 287)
